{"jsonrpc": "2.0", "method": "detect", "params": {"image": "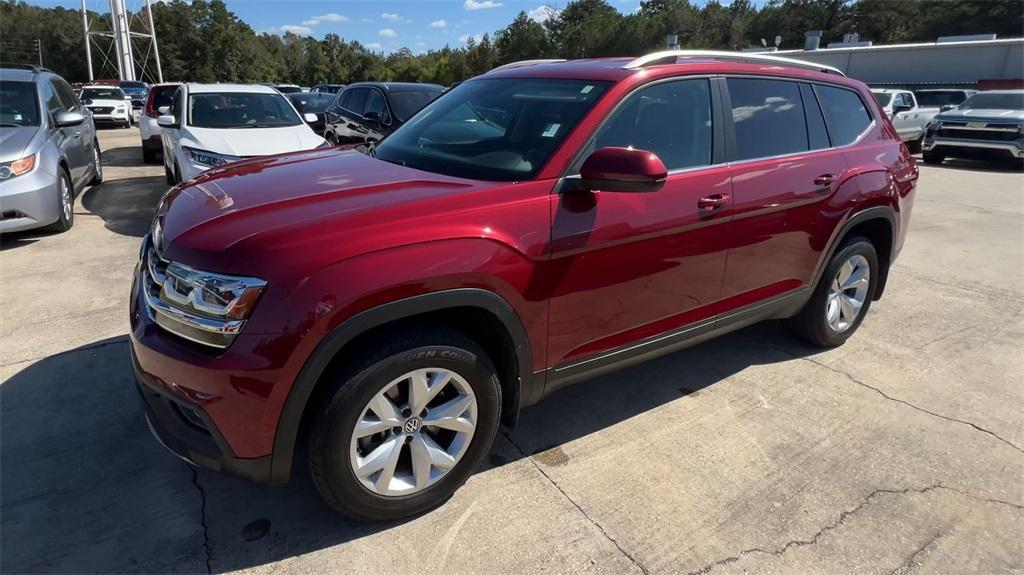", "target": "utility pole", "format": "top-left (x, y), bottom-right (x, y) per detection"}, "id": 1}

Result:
top-left (36, 39), bottom-right (43, 67)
